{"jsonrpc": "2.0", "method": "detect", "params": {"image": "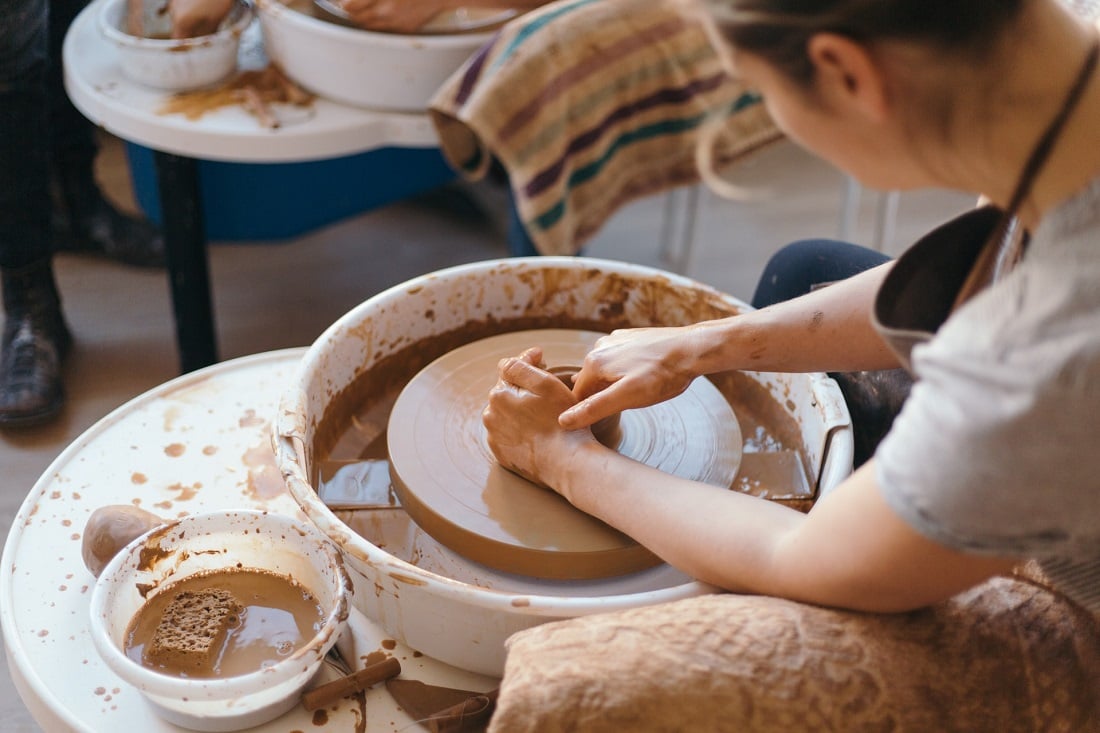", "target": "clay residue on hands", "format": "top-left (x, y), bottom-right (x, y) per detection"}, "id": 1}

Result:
top-left (385, 329), bottom-right (668, 579)
top-left (547, 364), bottom-right (621, 448)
